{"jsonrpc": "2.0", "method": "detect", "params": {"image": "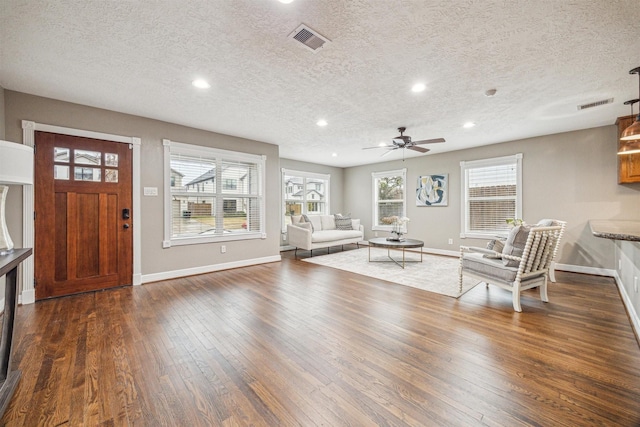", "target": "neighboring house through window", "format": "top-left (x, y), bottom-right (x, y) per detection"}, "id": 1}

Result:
top-left (460, 153), bottom-right (522, 239)
top-left (372, 168), bottom-right (406, 231)
top-left (163, 139), bottom-right (266, 246)
top-left (282, 169), bottom-right (330, 231)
